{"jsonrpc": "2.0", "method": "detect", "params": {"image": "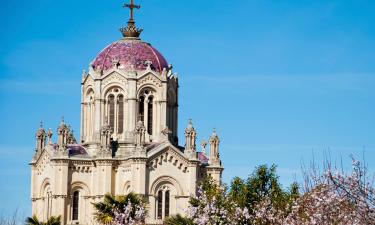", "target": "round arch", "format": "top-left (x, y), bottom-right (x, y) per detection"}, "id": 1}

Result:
top-left (122, 181), bottom-right (132, 194)
top-left (39, 178), bottom-right (51, 197)
top-left (137, 85), bottom-right (158, 100)
top-left (149, 175), bottom-right (183, 196)
top-left (71, 181), bottom-right (90, 196)
top-left (102, 84), bottom-right (127, 99)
